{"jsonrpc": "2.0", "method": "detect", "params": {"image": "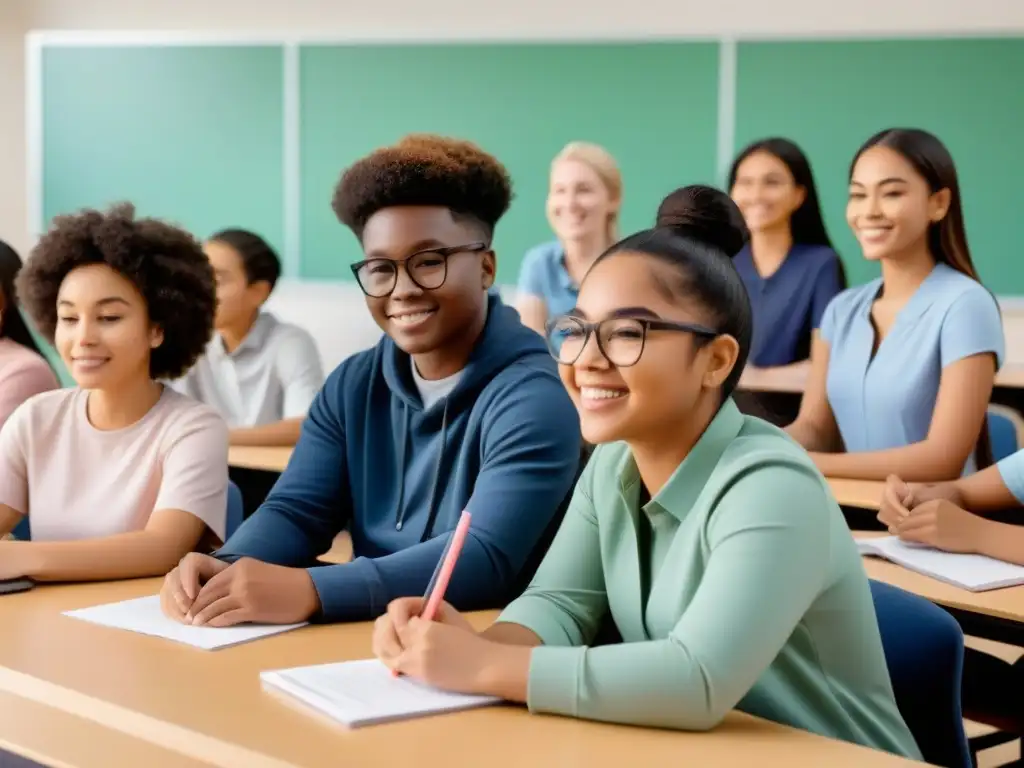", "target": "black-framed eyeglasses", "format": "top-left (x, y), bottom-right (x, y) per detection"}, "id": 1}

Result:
top-left (545, 314), bottom-right (719, 367)
top-left (349, 242), bottom-right (489, 298)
